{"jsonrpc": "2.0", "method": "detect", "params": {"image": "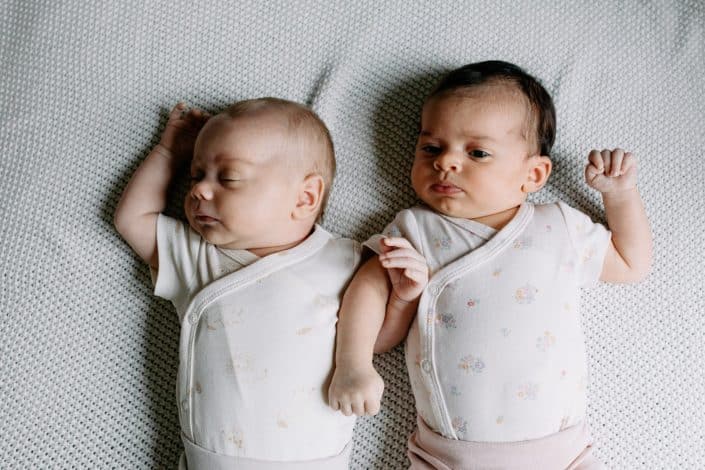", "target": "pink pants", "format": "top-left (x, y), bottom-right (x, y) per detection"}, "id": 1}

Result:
top-left (408, 416), bottom-right (606, 470)
top-left (179, 432), bottom-right (352, 470)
